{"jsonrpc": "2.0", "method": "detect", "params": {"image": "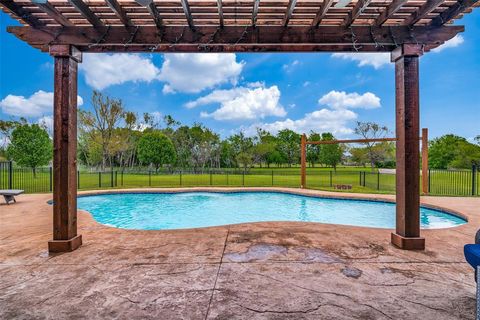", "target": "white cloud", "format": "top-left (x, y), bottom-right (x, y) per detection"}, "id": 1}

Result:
top-left (80, 53), bottom-right (160, 90)
top-left (0, 90), bottom-right (83, 117)
top-left (242, 108), bottom-right (358, 137)
top-left (186, 84), bottom-right (286, 121)
top-left (158, 53), bottom-right (244, 94)
top-left (318, 91), bottom-right (380, 109)
top-left (432, 35), bottom-right (464, 53)
top-left (282, 60), bottom-right (301, 73)
top-left (332, 53), bottom-right (391, 69)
